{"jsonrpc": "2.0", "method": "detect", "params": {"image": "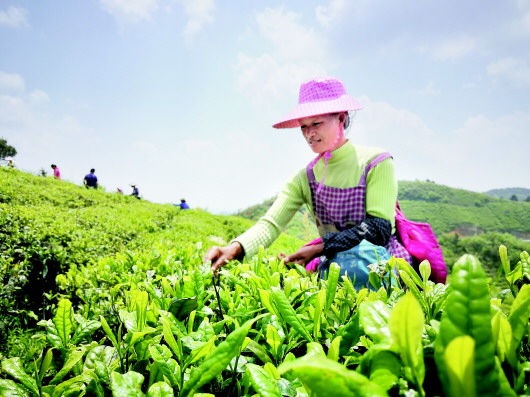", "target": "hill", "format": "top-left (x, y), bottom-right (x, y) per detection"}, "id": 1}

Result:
top-left (484, 187), bottom-right (530, 202)
top-left (235, 180), bottom-right (530, 240)
top-left (0, 167), bottom-right (303, 325)
top-left (398, 181), bottom-right (530, 239)
top-left (1, 167), bottom-right (529, 397)
top-left (0, 167), bottom-right (301, 250)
